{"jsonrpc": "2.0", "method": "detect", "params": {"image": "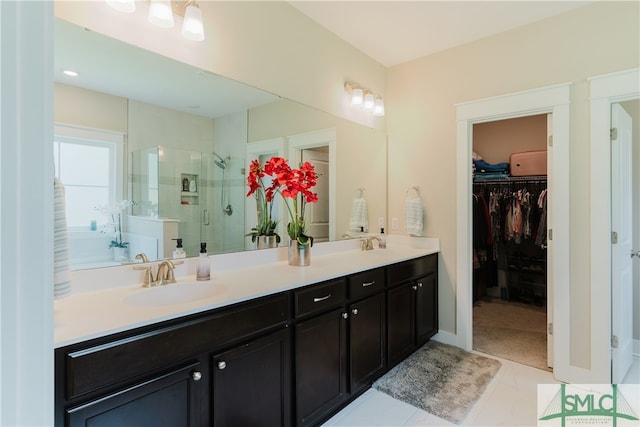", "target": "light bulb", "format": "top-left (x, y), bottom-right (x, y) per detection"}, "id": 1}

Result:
top-left (364, 92), bottom-right (375, 111)
top-left (373, 98), bottom-right (385, 116)
top-left (148, 0), bottom-right (174, 28)
top-left (351, 88), bottom-right (363, 106)
top-left (182, 3), bottom-right (205, 41)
